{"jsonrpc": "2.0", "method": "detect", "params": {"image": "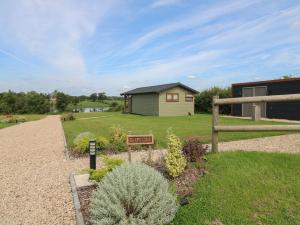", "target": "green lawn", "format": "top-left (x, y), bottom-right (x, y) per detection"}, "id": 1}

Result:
top-left (173, 151), bottom-right (300, 225)
top-left (67, 100), bottom-right (109, 109)
top-left (63, 112), bottom-right (293, 148)
top-left (0, 114), bottom-right (46, 129)
top-left (67, 99), bottom-right (123, 110)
